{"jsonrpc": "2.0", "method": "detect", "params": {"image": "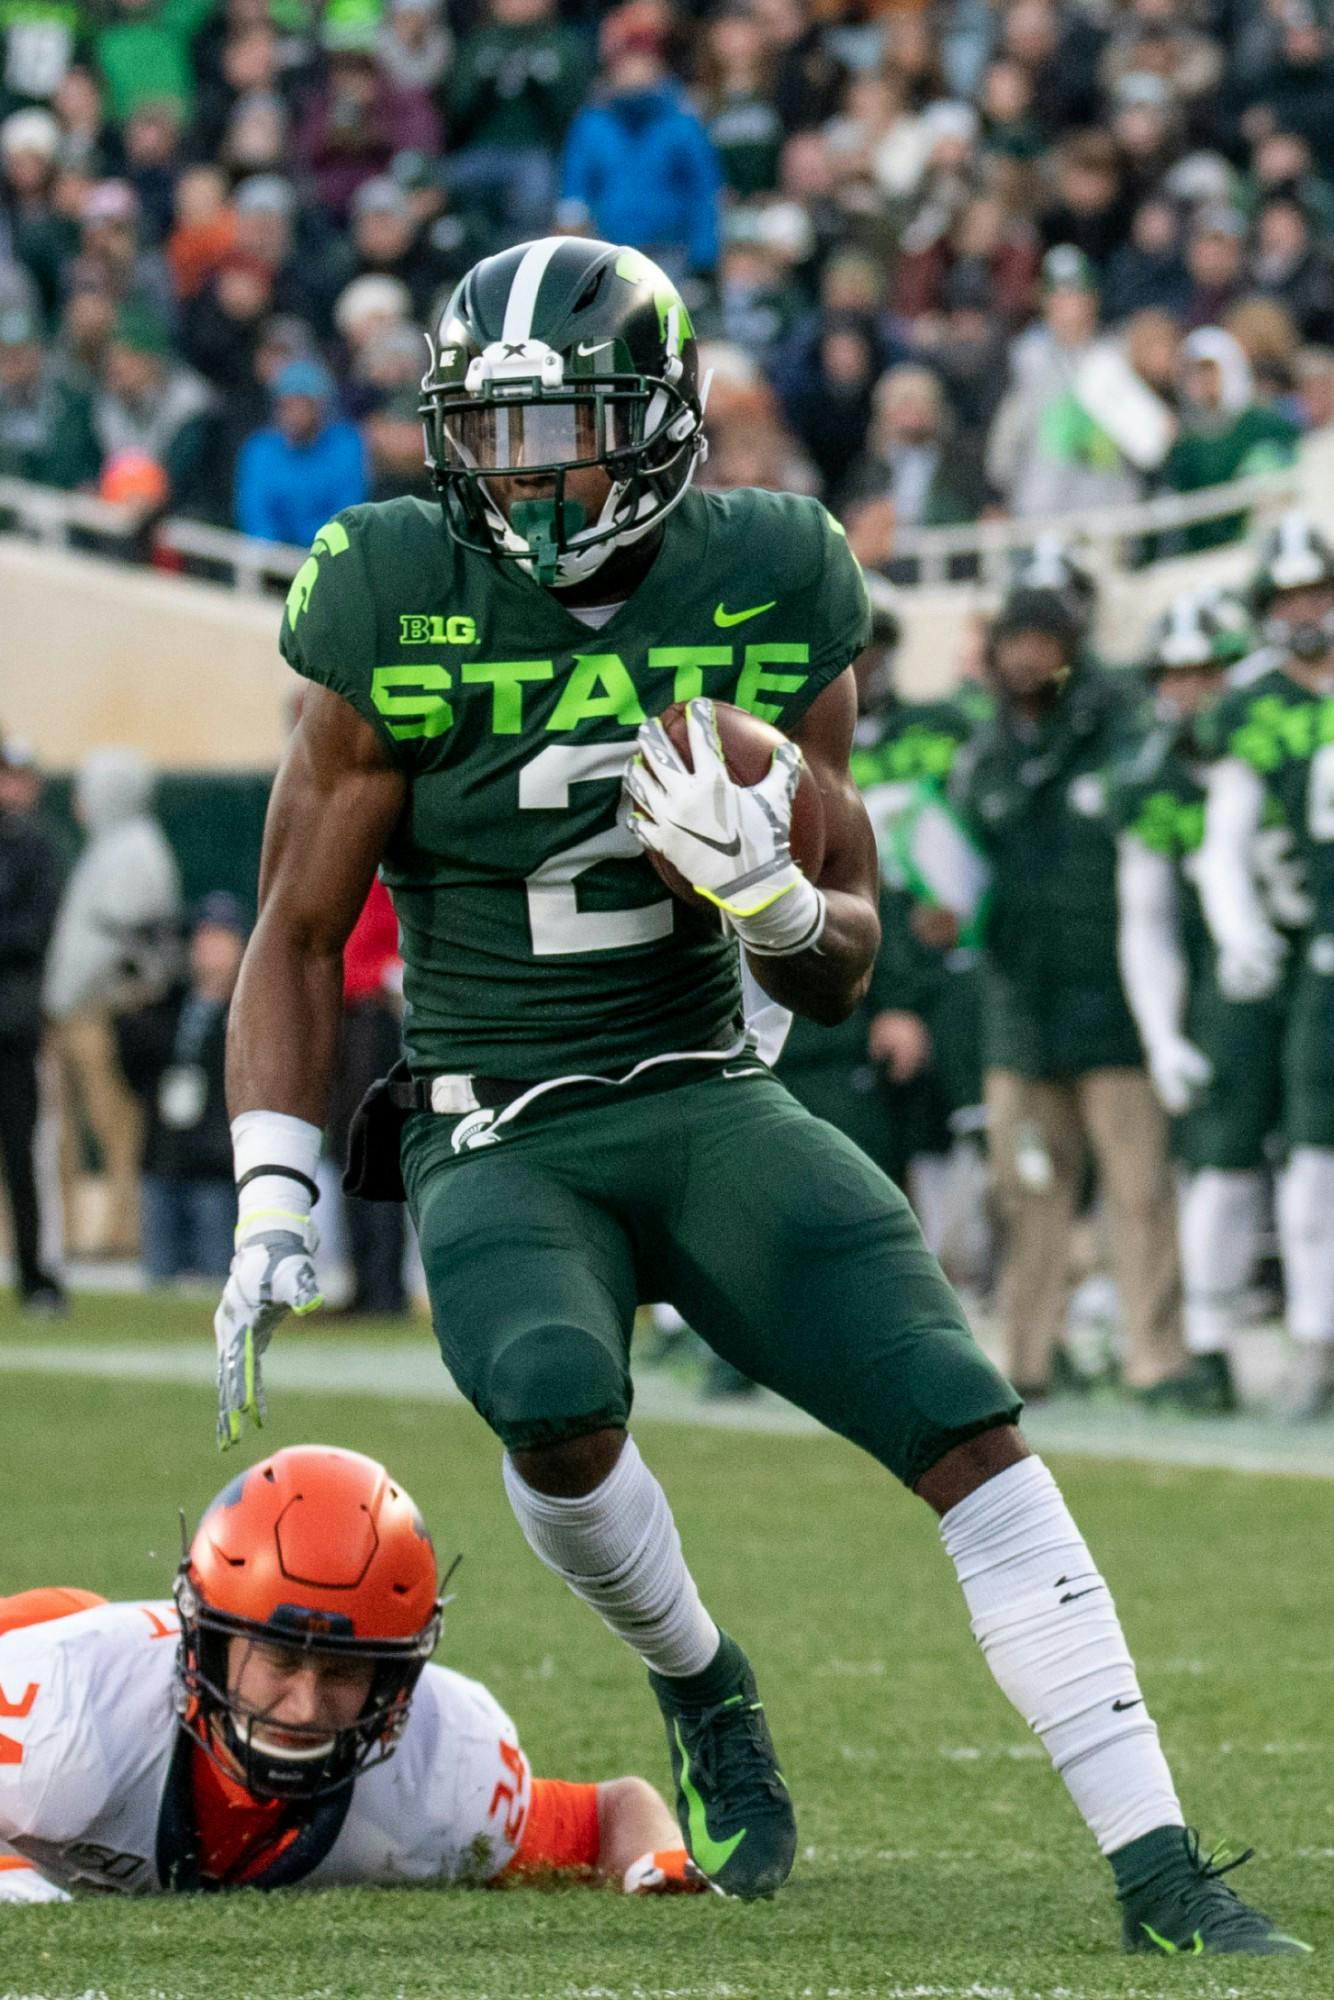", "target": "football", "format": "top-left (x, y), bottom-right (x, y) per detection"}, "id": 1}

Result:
top-left (643, 701), bottom-right (826, 910)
